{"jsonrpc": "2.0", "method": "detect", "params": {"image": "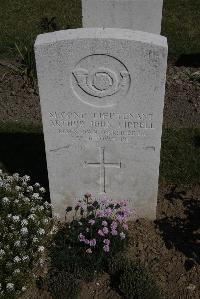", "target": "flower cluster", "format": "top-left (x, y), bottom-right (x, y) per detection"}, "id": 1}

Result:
top-left (65, 193), bottom-right (131, 258)
top-left (0, 170), bottom-right (54, 299)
